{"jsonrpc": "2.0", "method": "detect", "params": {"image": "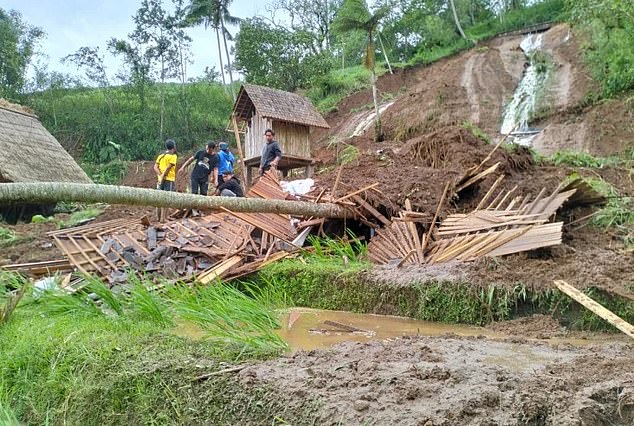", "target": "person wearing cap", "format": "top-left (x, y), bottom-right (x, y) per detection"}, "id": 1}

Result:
top-left (214, 171), bottom-right (244, 197)
top-left (217, 141), bottom-right (235, 188)
top-left (177, 141), bottom-right (219, 195)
